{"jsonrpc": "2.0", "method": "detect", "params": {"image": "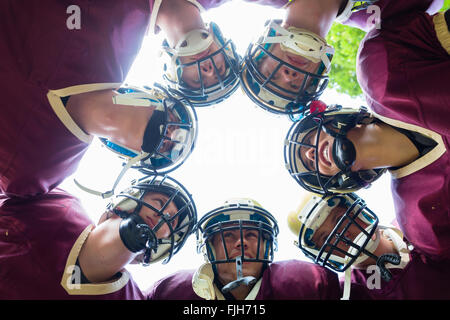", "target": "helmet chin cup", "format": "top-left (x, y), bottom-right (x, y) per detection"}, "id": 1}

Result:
top-left (221, 256), bottom-right (257, 294)
top-left (332, 136), bottom-right (356, 172)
